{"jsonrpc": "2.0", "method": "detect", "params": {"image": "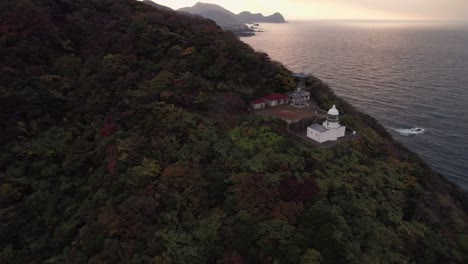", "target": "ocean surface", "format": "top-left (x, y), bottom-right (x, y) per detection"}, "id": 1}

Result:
top-left (241, 20), bottom-right (468, 190)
